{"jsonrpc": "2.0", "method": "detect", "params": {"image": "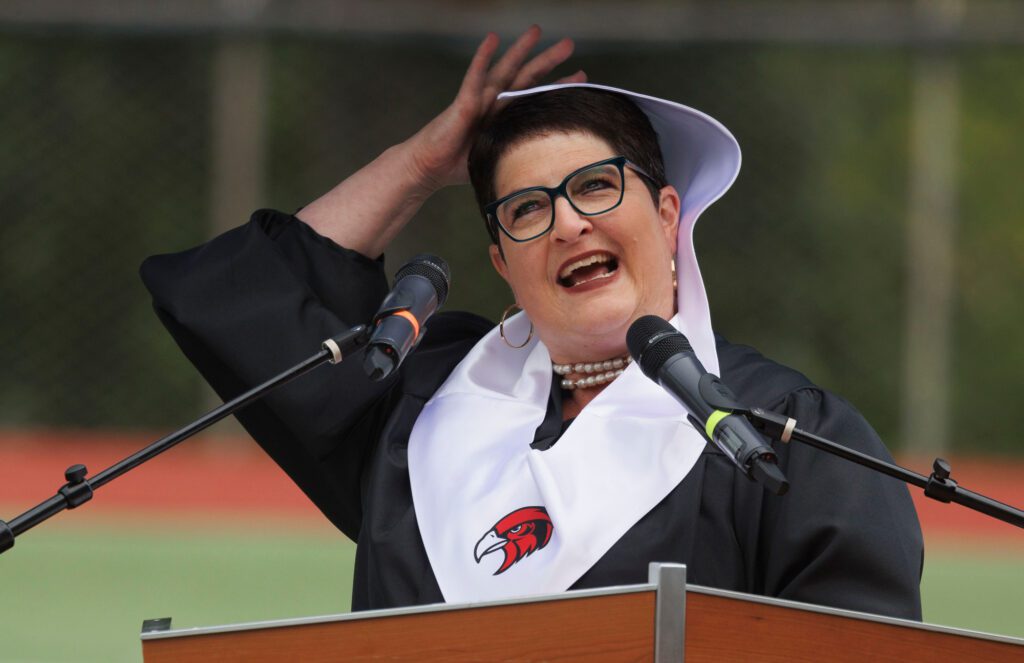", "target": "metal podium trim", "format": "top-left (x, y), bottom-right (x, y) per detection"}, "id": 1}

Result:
top-left (649, 562), bottom-right (687, 663)
top-left (141, 571), bottom-right (1024, 651)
